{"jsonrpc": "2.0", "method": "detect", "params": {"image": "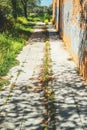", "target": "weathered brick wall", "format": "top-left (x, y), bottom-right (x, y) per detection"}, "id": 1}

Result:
top-left (53, 0), bottom-right (87, 81)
